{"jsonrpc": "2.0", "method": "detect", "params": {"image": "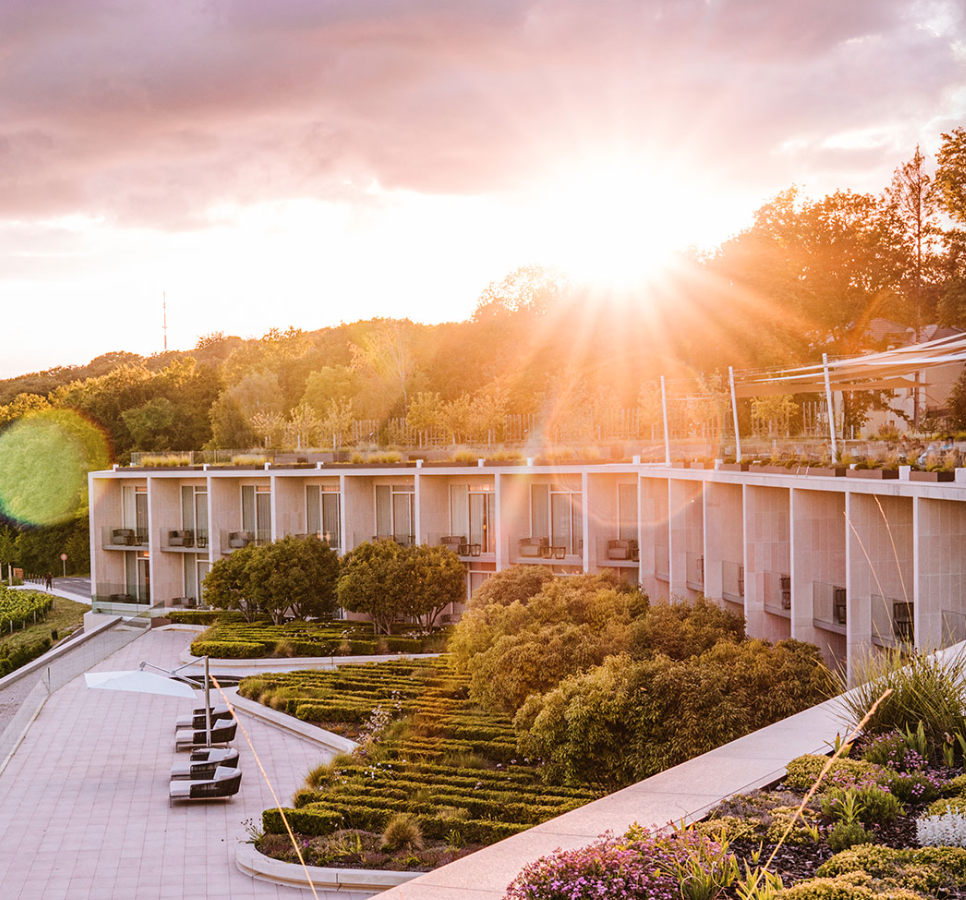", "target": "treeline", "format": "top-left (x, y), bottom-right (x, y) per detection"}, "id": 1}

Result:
top-left (2, 130), bottom-right (966, 462)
